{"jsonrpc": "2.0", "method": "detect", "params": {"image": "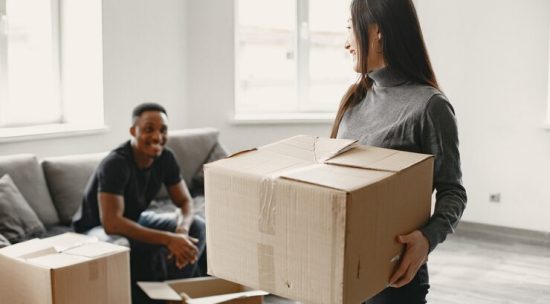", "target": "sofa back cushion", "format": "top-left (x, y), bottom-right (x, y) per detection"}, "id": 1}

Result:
top-left (42, 152), bottom-right (107, 225)
top-left (155, 128), bottom-right (225, 199)
top-left (0, 154), bottom-right (60, 226)
top-left (167, 128), bottom-right (222, 185)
